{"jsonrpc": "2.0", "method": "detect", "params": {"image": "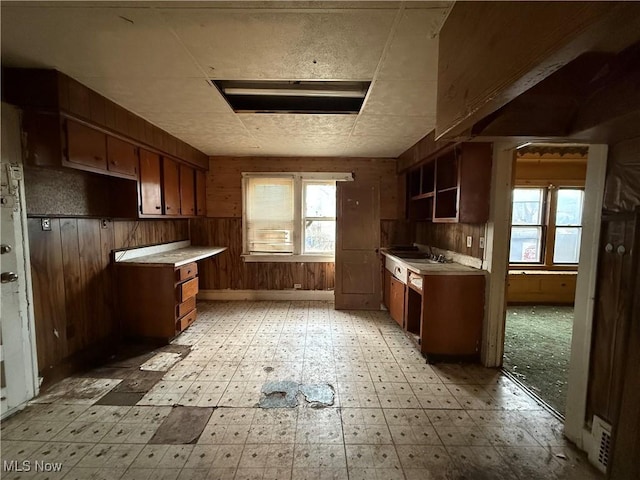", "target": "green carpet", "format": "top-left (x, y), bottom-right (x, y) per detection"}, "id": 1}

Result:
top-left (504, 305), bottom-right (574, 415)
